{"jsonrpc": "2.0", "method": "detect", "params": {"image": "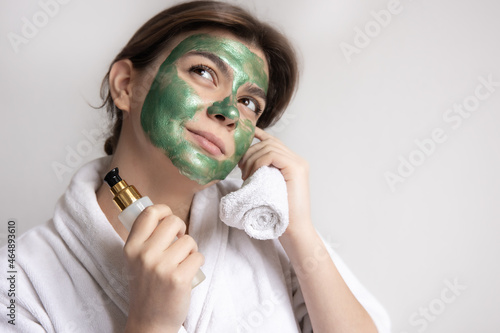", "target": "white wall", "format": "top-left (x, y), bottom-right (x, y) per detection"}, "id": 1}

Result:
top-left (1, 0), bottom-right (499, 332)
